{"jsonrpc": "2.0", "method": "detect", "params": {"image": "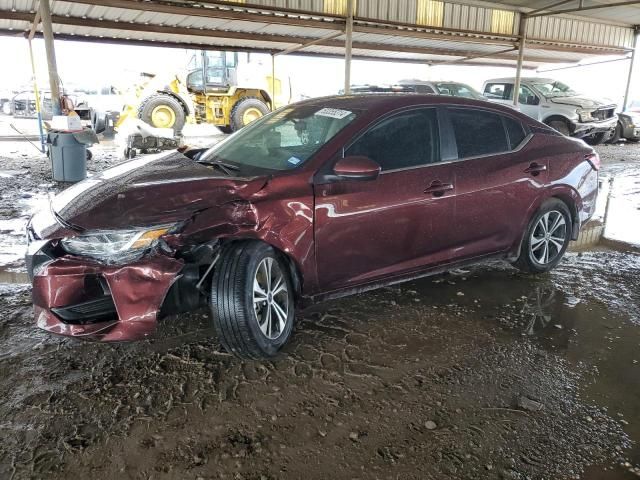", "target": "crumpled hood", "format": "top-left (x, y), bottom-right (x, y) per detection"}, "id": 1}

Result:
top-left (32, 151), bottom-right (267, 238)
top-left (548, 95), bottom-right (615, 109)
